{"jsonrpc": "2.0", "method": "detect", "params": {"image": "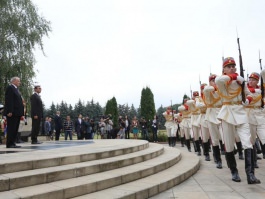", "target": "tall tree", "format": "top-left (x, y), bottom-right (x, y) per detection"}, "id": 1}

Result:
top-left (105, 97), bottom-right (118, 127)
top-left (0, 0), bottom-right (51, 103)
top-left (140, 87), bottom-right (156, 122)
